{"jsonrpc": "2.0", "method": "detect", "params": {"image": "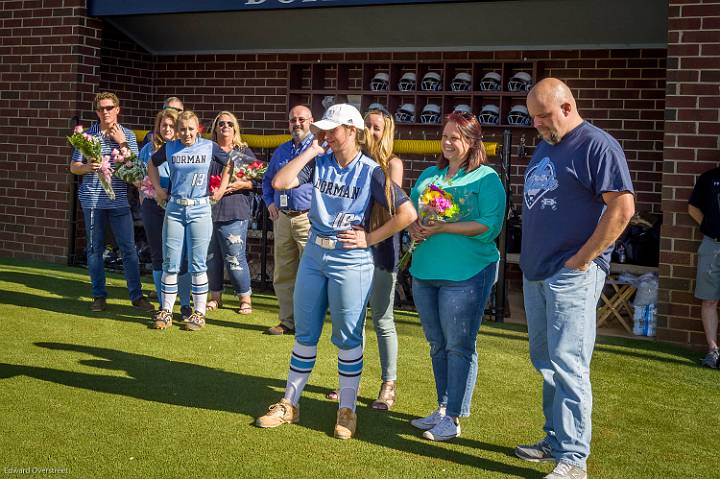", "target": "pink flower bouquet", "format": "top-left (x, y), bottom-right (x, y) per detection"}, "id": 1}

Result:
top-left (67, 125), bottom-right (115, 200)
top-left (111, 147), bottom-right (146, 187)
